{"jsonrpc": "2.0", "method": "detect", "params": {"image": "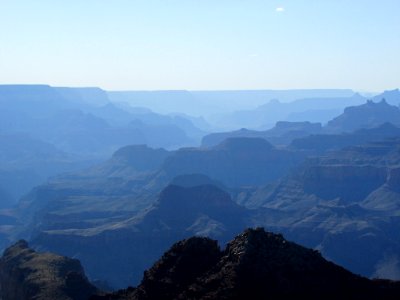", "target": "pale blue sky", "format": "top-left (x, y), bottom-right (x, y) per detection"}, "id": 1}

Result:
top-left (0, 0), bottom-right (399, 91)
